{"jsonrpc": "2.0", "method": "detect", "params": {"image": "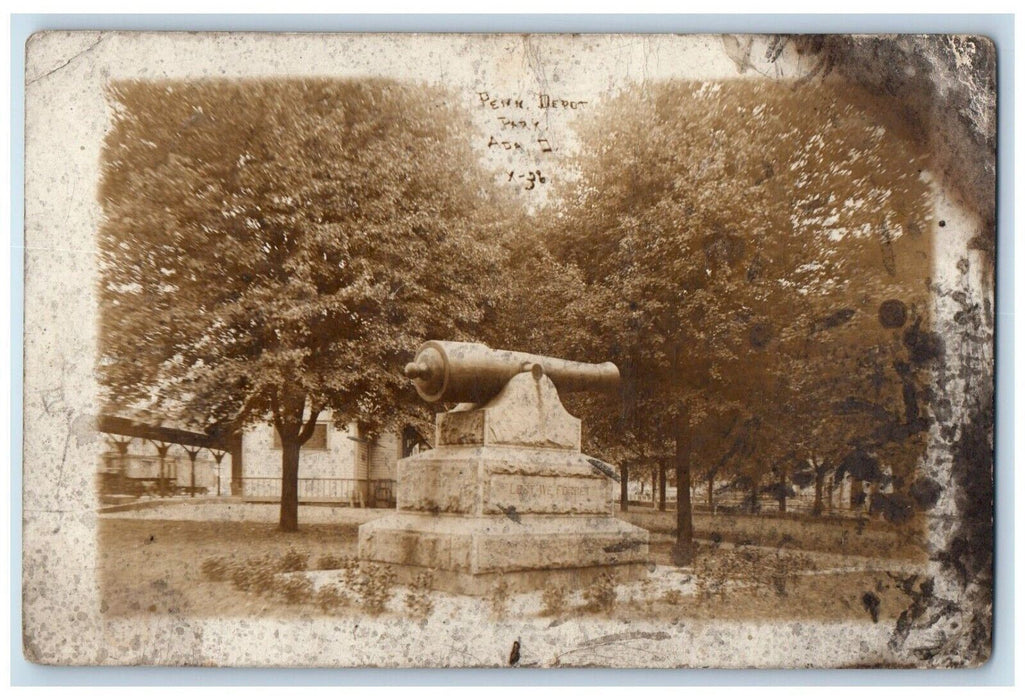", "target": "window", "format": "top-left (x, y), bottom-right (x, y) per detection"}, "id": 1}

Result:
top-left (272, 423), bottom-right (329, 450)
